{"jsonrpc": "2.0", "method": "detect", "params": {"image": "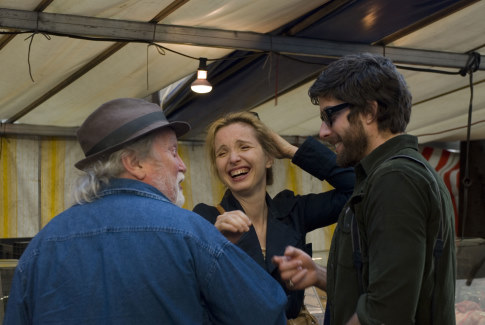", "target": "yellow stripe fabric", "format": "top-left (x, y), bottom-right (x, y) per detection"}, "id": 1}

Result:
top-left (40, 139), bottom-right (66, 228)
top-left (285, 160), bottom-right (301, 194)
top-left (178, 144), bottom-right (193, 209)
top-left (322, 180), bottom-right (336, 247)
top-left (211, 175), bottom-right (225, 207)
top-left (1, 135), bottom-right (336, 263)
top-left (202, 146), bottom-right (225, 207)
top-left (1, 137), bottom-right (18, 237)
